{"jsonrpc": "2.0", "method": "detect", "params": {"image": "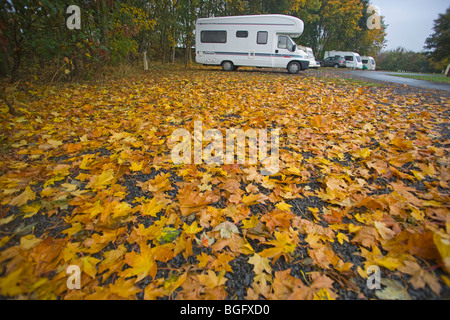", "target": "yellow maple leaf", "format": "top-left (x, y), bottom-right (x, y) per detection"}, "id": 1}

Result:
top-left (355, 148), bottom-right (371, 159)
top-left (275, 201), bottom-right (292, 211)
top-left (86, 169), bottom-right (115, 190)
top-left (130, 161), bottom-right (144, 172)
top-left (80, 154), bottom-right (96, 170)
top-left (20, 202), bottom-right (42, 218)
top-left (47, 139), bottom-right (63, 149)
top-left (241, 216), bottom-right (259, 229)
top-left (140, 198), bottom-right (165, 217)
top-left (308, 207), bottom-right (321, 220)
top-left (376, 256), bottom-right (401, 271)
top-left (183, 221), bottom-right (203, 235)
top-left (197, 252), bottom-right (212, 268)
top-left (248, 253), bottom-right (272, 274)
top-left (336, 232), bottom-right (349, 245)
top-left (9, 186), bottom-right (36, 207)
top-left (62, 222), bottom-right (83, 238)
top-left (198, 270), bottom-right (227, 289)
top-left (411, 170), bottom-right (425, 180)
top-left (0, 268), bottom-right (24, 297)
top-left (260, 231), bottom-right (296, 261)
top-left (61, 183), bottom-right (78, 192)
top-left (82, 256), bottom-right (101, 278)
top-left (314, 288), bottom-right (335, 300)
top-left (408, 205), bottom-right (424, 221)
top-left (433, 232), bottom-right (450, 274)
top-left (20, 234), bottom-right (43, 250)
top-left (242, 193), bottom-right (268, 206)
top-left (109, 277), bottom-right (140, 299)
top-left (122, 245), bottom-right (157, 281)
top-left (211, 252), bottom-right (234, 272)
top-left (374, 221), bottom-right (396, 240)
